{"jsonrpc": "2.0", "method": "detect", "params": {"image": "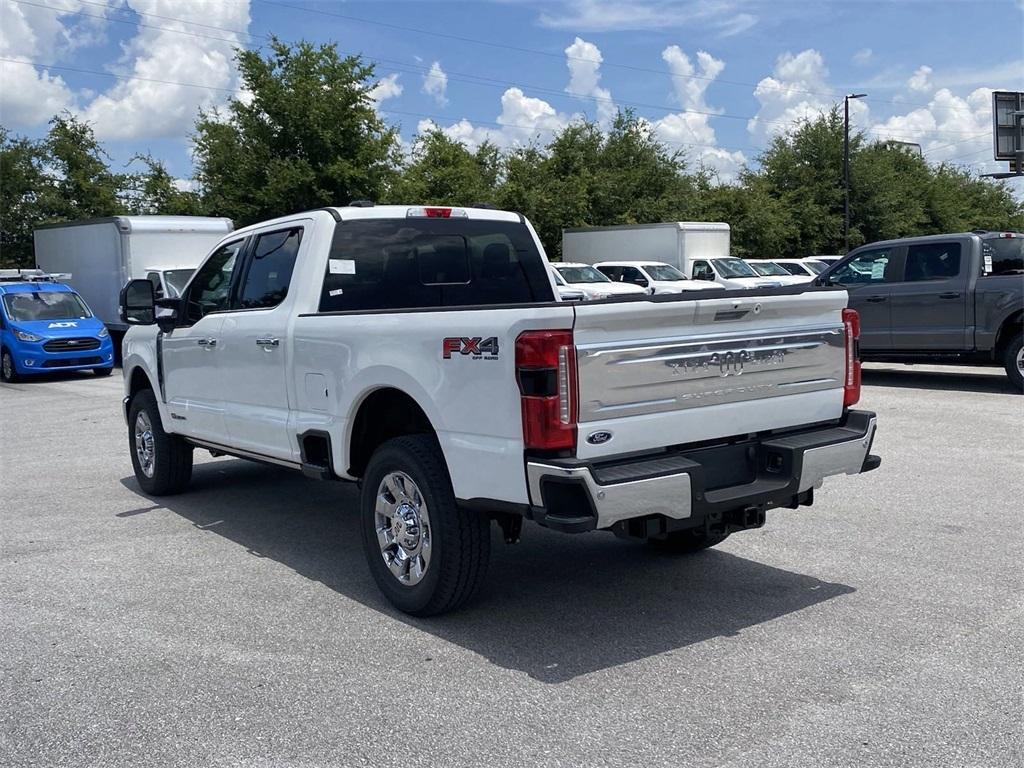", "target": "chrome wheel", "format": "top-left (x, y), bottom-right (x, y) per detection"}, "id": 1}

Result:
top-left (1016, 346), bottom-right (1023, 372)
top-left (134, 411), bottom-right (156, 478)
top-left (375, 471), bottom-right (432, 586)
